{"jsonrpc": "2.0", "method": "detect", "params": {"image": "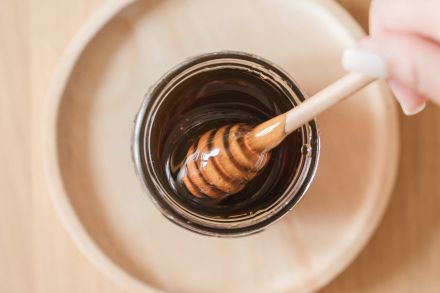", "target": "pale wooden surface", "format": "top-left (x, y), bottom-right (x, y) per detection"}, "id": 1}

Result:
top-left (1, 1), bottom-right (439, 293)
top-left (47, 1), bottom-right (398, 292)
